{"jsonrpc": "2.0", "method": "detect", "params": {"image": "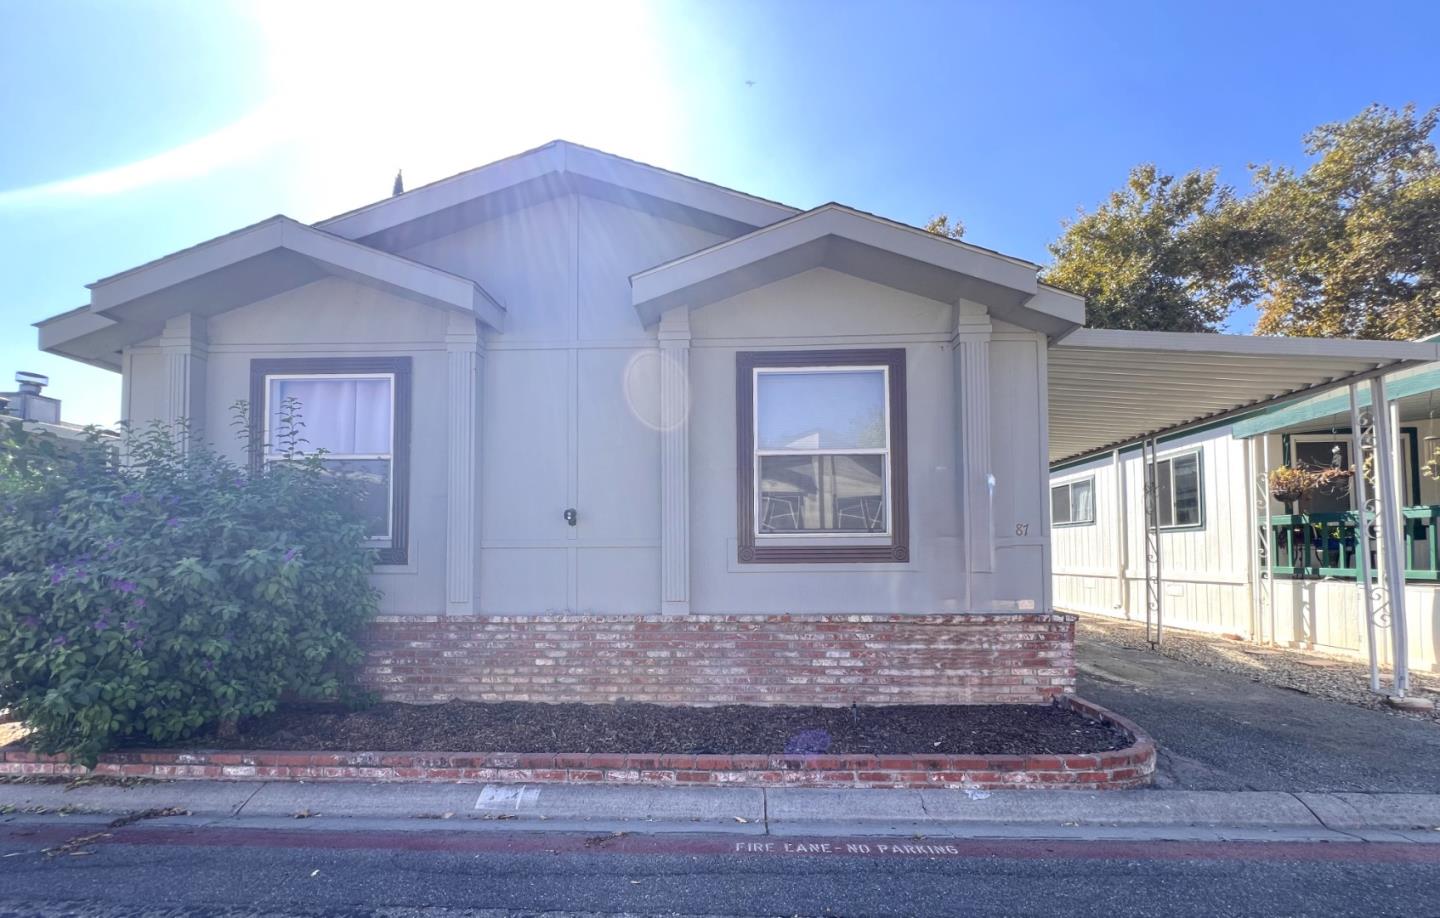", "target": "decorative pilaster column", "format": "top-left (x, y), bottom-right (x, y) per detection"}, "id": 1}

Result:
top-left (658, 308), bottom-right (691, 615)
top-left (446, 313), bottom-right (483, 614)
top-left (953, 303), bottom-right (994, 605)
top-left (159, 314), bottom-right (207, 447)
